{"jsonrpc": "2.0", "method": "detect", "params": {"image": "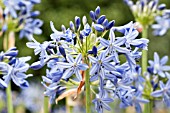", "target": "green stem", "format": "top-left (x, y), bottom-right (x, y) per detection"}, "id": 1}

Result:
top-left (6, 82), bottom-right (13, 113)
top-left (4, 33), bottom-right (13, 113)
top-left (142, 27), bottom-right (153, 113)
top-left (66, 97), bottom-right (73, 113)
top-left (144, 100), bottom-right (153, 113)
top-left (44, 96), bottom-right (49, 113)
top-left (85, 62), bottom-right (91, 113)
top-left (142, 27), bottom-right (148, 75)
